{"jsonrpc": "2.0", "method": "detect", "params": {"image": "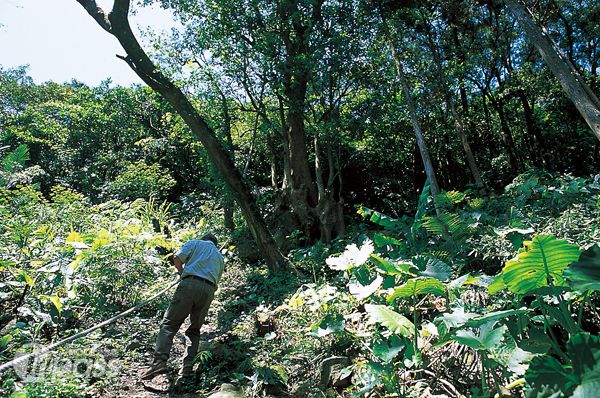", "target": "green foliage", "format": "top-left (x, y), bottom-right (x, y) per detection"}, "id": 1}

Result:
top-left (313, 172), bottom-right (600, 396)
top-left (387, 277), bottom-right (445, 301)
top-left (564, 245), bottom-right (600, 292)
top-left (104, 161), bottom-right (176, 202)
top-left (452, 321), bottom-right (507, 351)
top-left (525, 333), bottom-right (600, 397)
top-left (0, 181), bottom-right (217, 397)
top-left (364, 304), bottom-right (414, 337)
top-left (496, 234), bottom-right (580, 295)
